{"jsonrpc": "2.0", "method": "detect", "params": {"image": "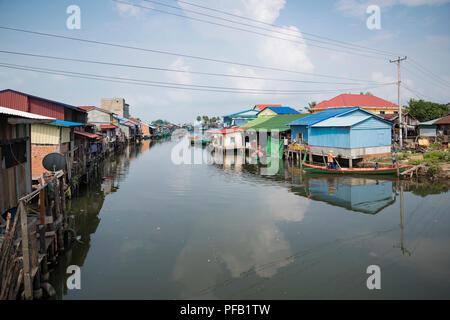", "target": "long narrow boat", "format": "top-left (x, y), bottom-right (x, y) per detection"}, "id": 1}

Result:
top-left (301, 162), bottom-right (412, 175)
top-left (189, 136), bottom-right (209, 145)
